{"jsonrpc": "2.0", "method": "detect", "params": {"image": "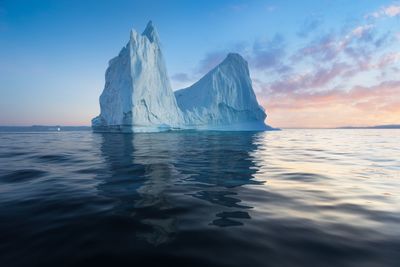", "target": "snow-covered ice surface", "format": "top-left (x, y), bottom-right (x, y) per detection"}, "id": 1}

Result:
top-left (92, 22), bottom-right (273, 132)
